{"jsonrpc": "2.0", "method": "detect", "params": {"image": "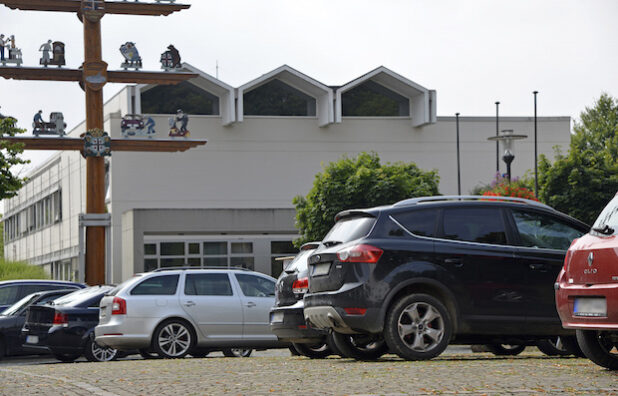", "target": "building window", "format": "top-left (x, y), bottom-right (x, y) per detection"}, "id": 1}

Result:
top-left (141, 81), bottom-right (220, 115)
top-left (342, 80), bottom-right (410, 117)
top-left (243, 79), bottom-right (316, 116)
